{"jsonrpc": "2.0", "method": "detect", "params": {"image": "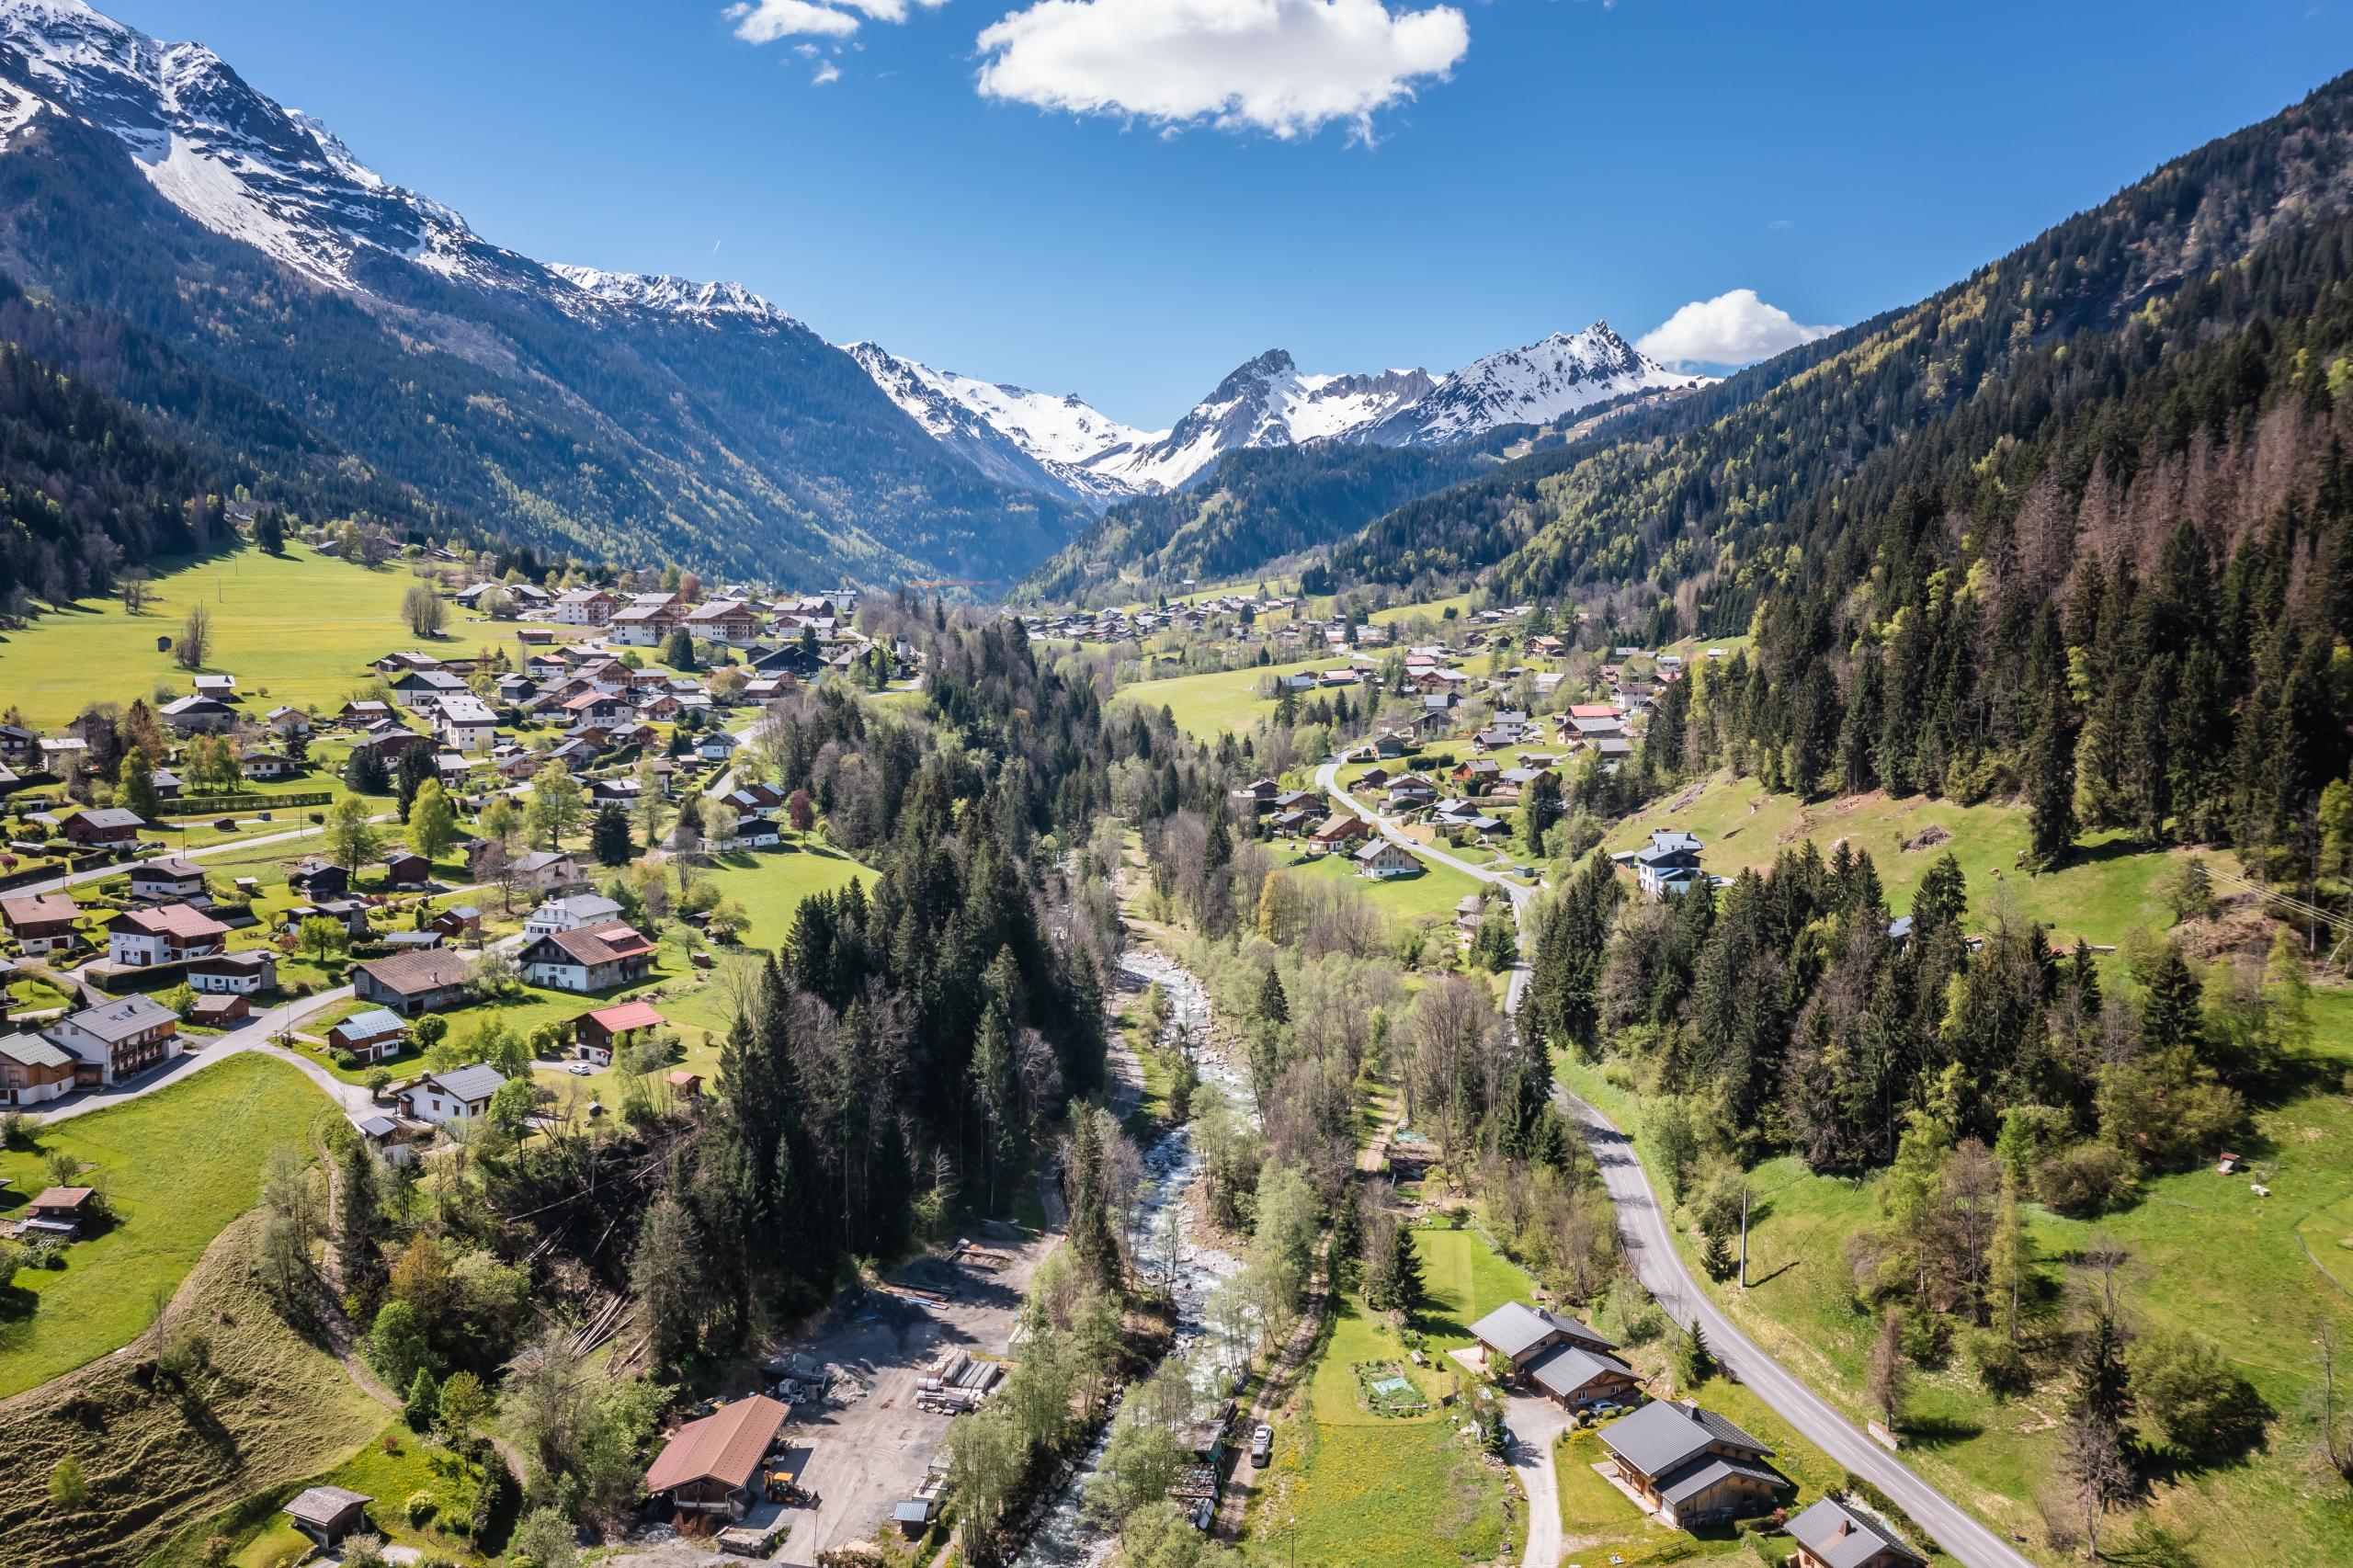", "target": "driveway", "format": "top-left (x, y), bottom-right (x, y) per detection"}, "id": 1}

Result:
top-left (30, 984), bottom-right (369, 1122)
top-left (1503, 1392), bottom-right (1574, 1568)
